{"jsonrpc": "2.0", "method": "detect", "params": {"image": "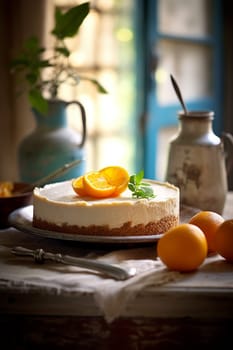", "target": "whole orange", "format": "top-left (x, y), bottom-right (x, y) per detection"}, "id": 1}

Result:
top-left (189, 211), bottom-right (224, 253)
top-left (157, 223), bottom-right (208, 272)
top-left (215, 219), bottom-right (233, 262)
